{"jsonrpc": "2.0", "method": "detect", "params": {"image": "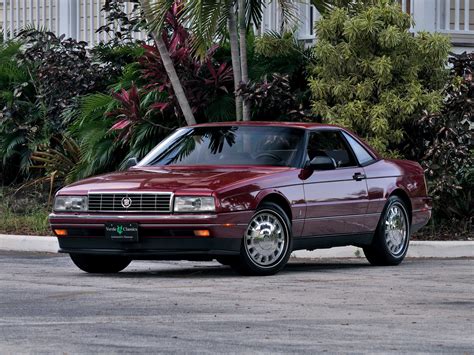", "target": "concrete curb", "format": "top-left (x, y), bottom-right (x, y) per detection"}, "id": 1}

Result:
top-left (292, 241), bottom-right (474, 259)
top-left (0, 234), bottom-right (473, 258)
top-left (0, 234), bottom-right (59, 253)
